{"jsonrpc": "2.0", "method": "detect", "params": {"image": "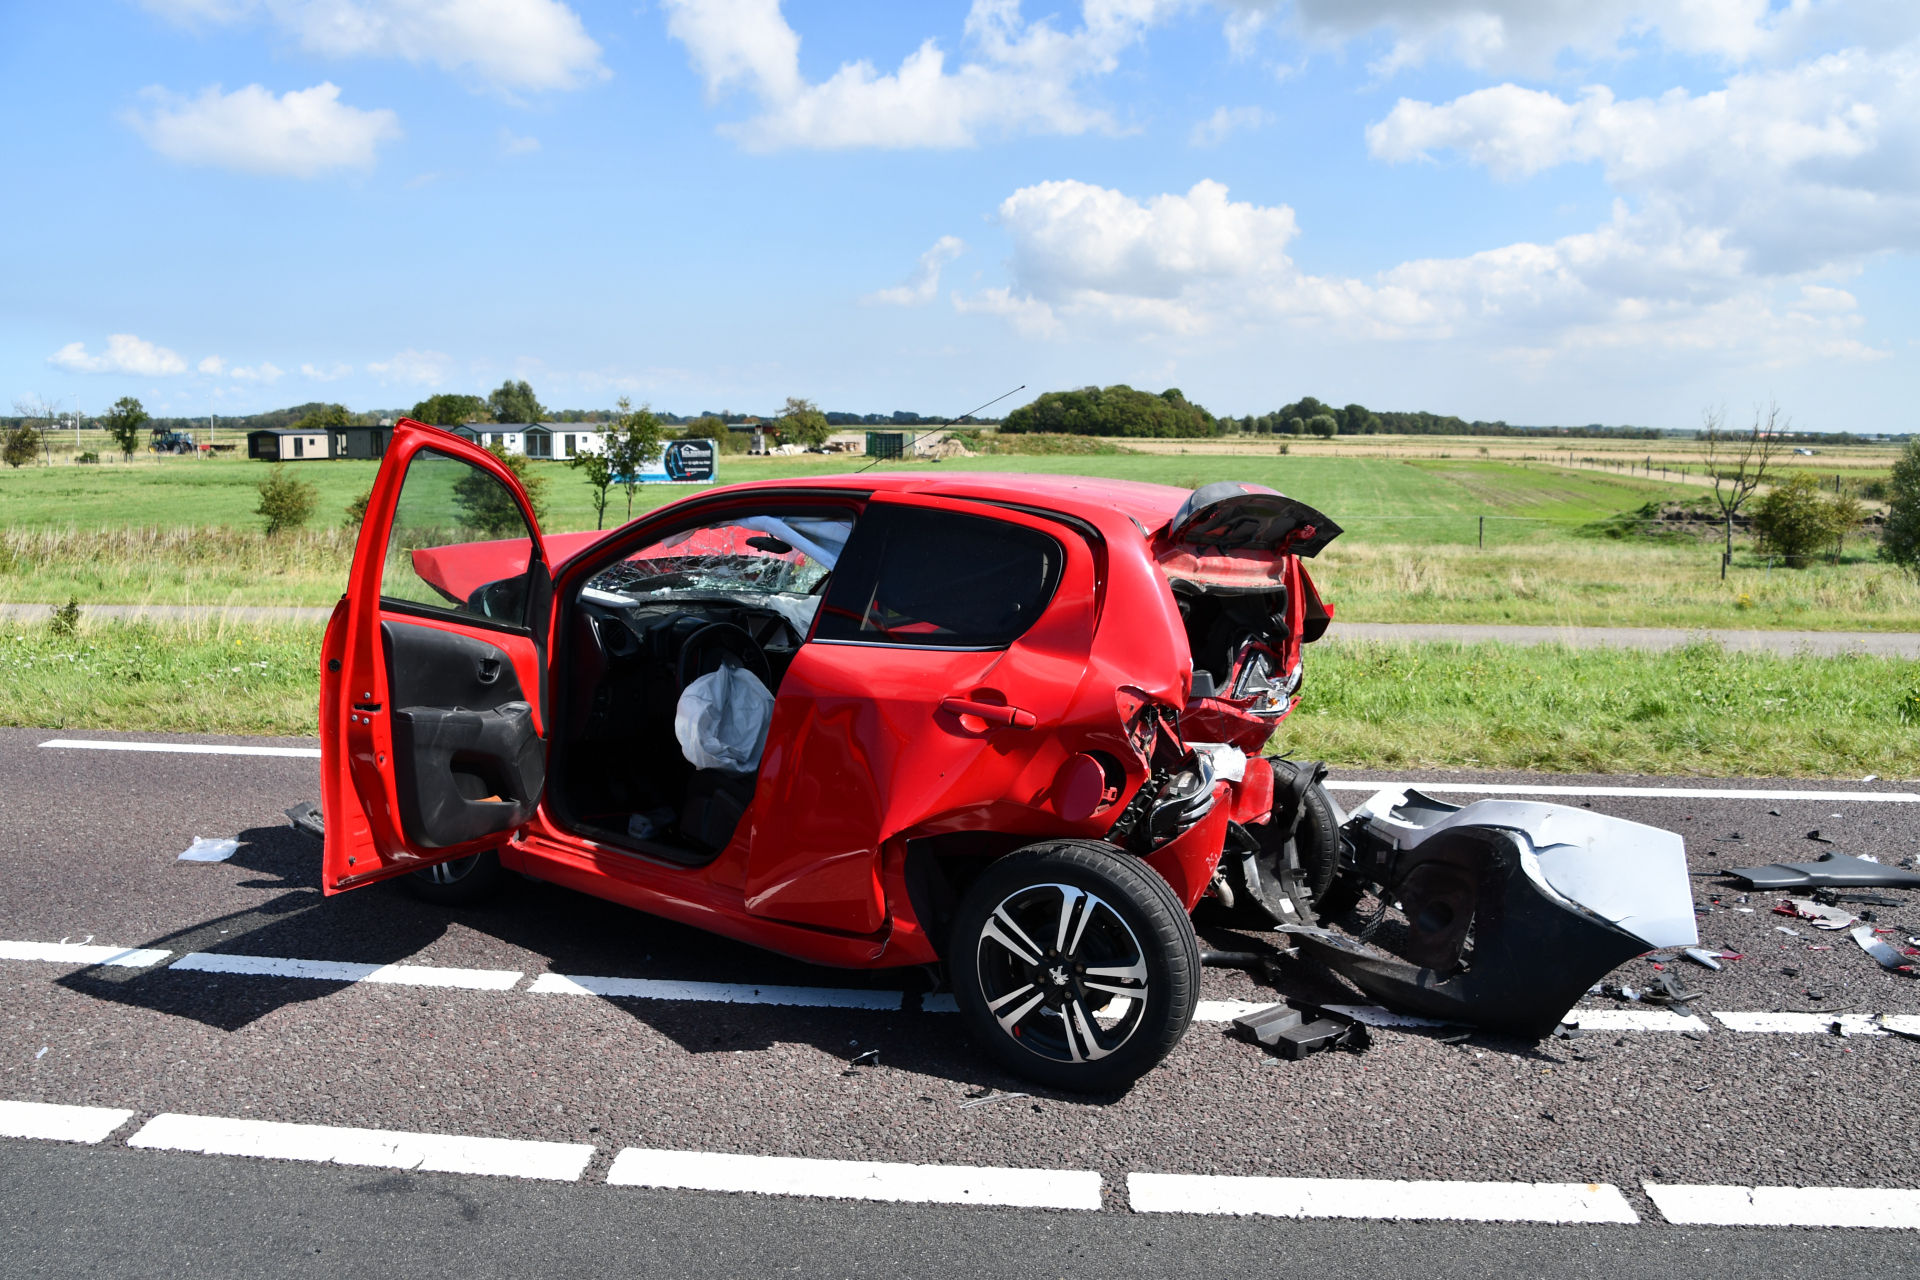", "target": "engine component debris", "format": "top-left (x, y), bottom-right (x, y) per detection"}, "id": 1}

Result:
top-left (1726, 853), bottom-right (1920, 890)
